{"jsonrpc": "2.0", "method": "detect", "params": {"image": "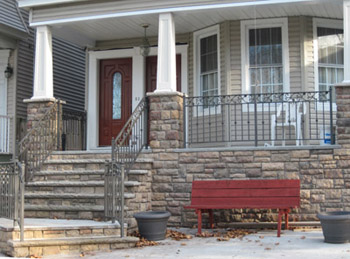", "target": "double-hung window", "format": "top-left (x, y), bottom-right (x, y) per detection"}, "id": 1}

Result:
top-left (317, 27), bottom-right (343, 98)
top-left (241, 18), bottom-right (289, 97)
top-left (194, 25), bottom-right (220, 99)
